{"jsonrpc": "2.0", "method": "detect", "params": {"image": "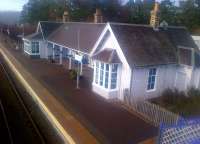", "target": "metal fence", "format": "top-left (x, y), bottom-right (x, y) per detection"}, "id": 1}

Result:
top-left (121, 96), bottom-right (180, 126)
top-left (158, 118), bottom-right (200, 144)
